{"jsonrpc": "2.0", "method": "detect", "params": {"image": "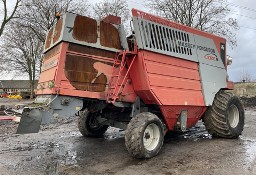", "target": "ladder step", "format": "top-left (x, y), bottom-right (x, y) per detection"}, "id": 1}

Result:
top-left (106, 50), bottom-right (133, 104)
